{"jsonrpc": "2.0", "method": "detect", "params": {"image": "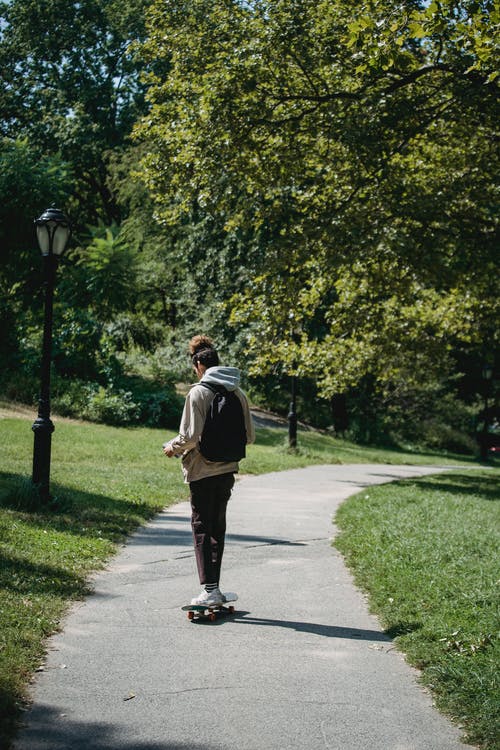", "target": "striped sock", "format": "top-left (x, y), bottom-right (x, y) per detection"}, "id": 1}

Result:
top-left (205, 582), bottom-right (218, 593)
